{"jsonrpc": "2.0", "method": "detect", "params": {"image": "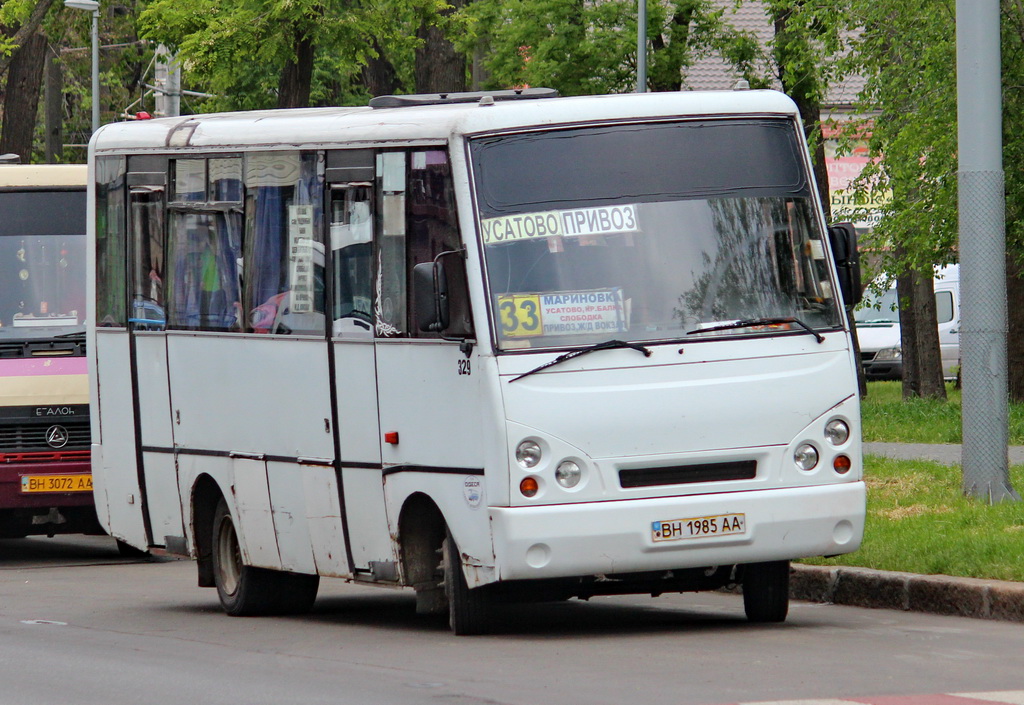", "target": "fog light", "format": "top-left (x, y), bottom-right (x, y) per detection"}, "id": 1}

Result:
top-left (516, 440), bottom-right (542, 469)
top-left (555, 460), bottom-right (582, 488)
top-left (520, 476), bottom-right (539, 497)
top-left (794, 443), bottom-right (819, 471)
top-left (824, 419), bottom-right (850, 446)
top-left (833, 455), bottom-right (852, 474)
